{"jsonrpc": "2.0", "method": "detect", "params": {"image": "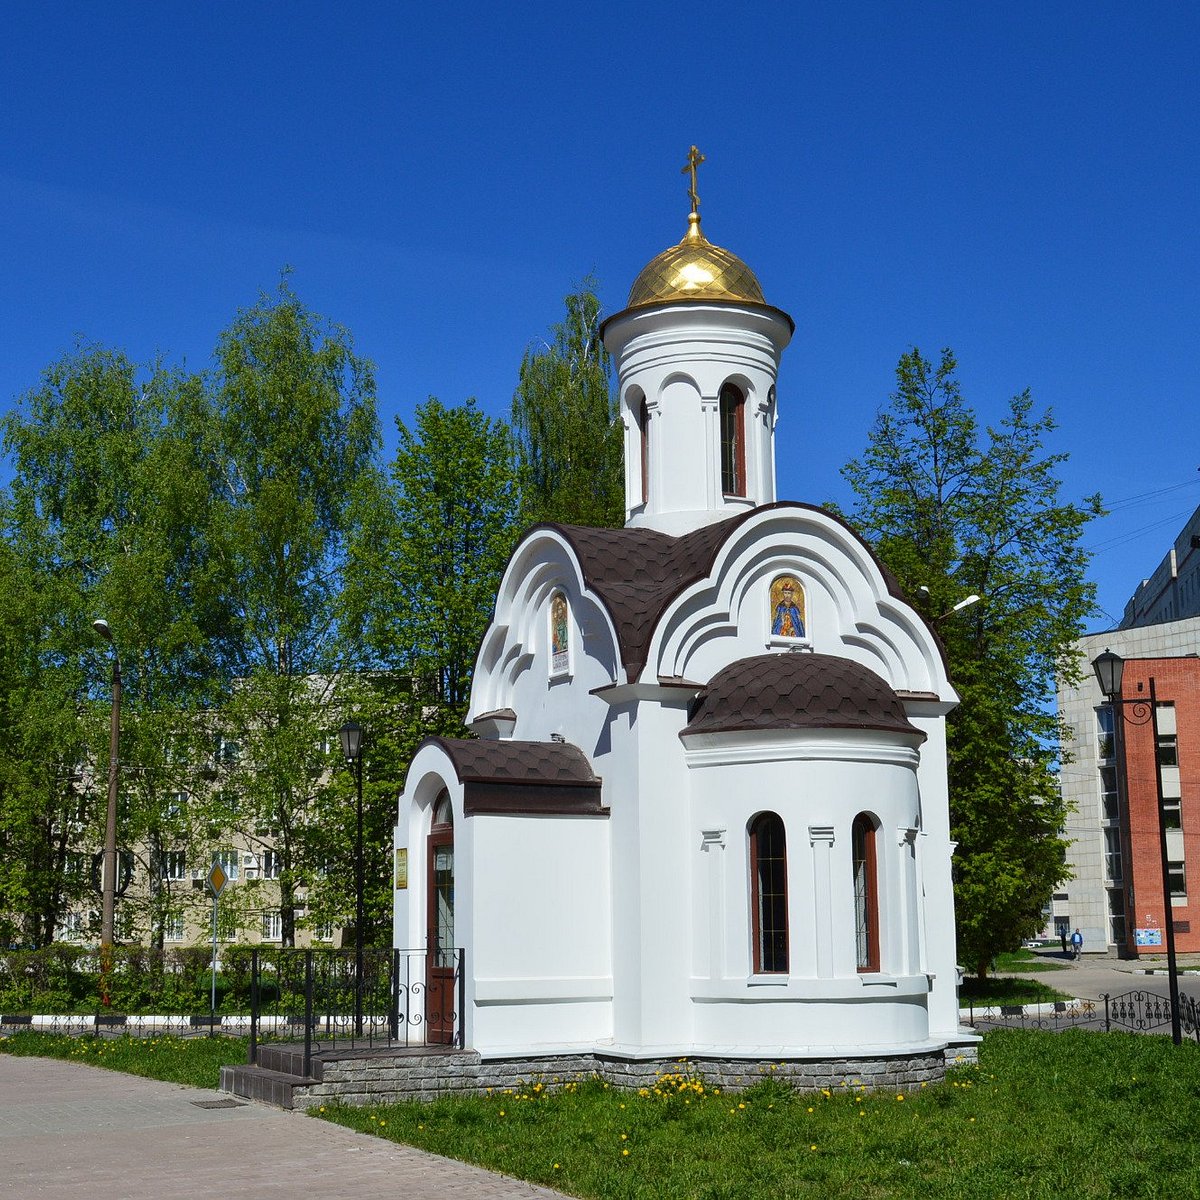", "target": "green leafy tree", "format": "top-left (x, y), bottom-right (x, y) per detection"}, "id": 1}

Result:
top-left (203, 280), bottom-right (383, 945)
top-left (842, 347), bottom-right (1101, 977)
top-left (512, 280), bottom-right (624, 529)
top-left (347, 397), bottom-right (520, 723)
top-left (0, 346), bottom-right (225, 947)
